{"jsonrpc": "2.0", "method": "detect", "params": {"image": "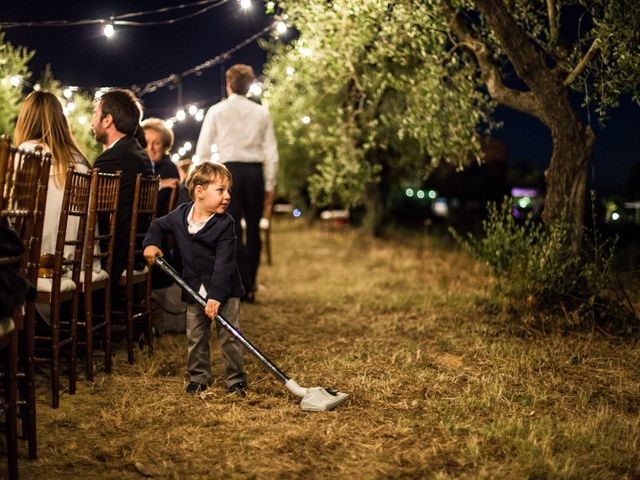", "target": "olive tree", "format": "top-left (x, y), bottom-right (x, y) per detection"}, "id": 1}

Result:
top-left (264, 0), bottom-right (640, 242)
top-left (263, 1), bottom-right (494, 234)
top-left (0, 31), bottom-right (32, 135)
